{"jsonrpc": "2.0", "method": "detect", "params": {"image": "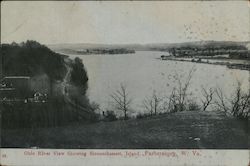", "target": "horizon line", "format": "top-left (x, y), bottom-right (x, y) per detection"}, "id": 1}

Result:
top-left (1, 40), bottom-right (250, 46)
top-left (45, 40), bottom-right (250, 46)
